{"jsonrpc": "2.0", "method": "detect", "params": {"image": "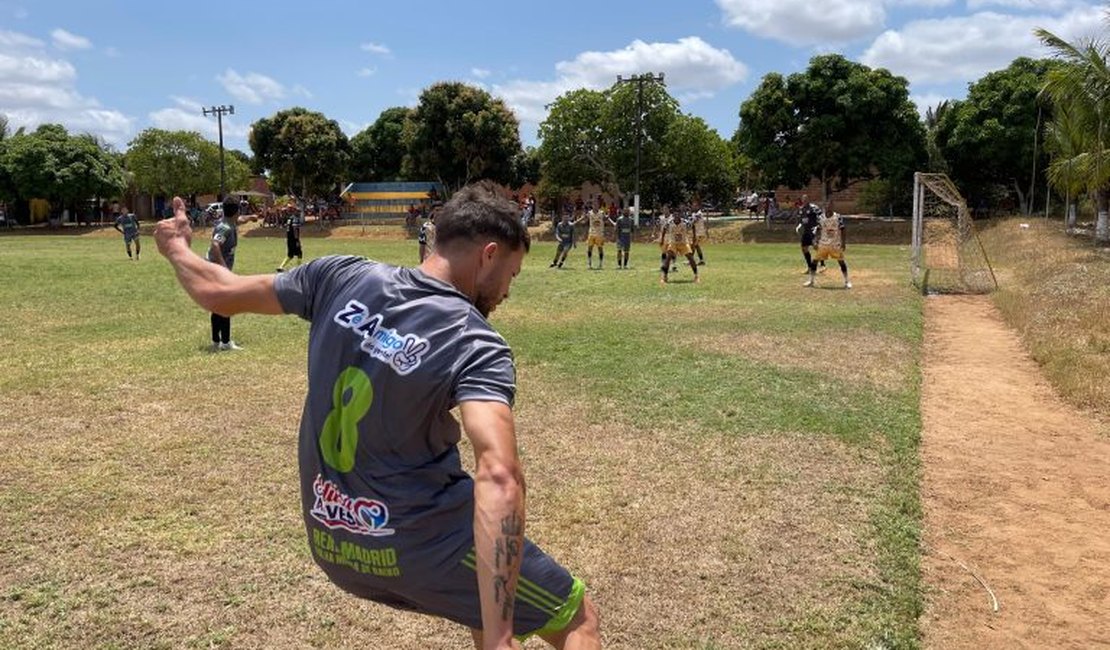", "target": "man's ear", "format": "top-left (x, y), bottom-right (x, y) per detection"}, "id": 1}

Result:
top-left (480, 241), bottom-right (500, 266)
